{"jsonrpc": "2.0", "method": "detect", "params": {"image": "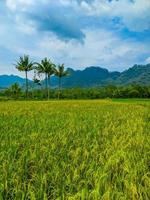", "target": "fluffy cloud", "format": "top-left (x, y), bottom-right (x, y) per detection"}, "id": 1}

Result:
top-left (145, 57), bottom-right (150, 64)
top-left (5, 0), bottom-right (85, 41)
top-left (6, 0), bottom-right (36, 10)
top-left (79, 0), bottom-right (150, 32)
top-left (4, 28), bottom-right (148, 73)
top-left (0, 0), bottom-right (150, 75)
top-left (37, 29), bottom-right (149, 70)
top-left (5, 0), bottom-right (150, 38)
